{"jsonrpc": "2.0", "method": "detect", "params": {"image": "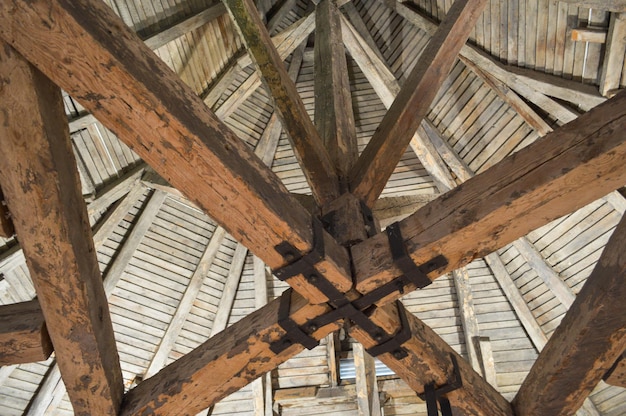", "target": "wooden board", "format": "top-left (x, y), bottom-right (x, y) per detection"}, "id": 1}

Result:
top-left (0, 300), bottom-right (52, 365)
